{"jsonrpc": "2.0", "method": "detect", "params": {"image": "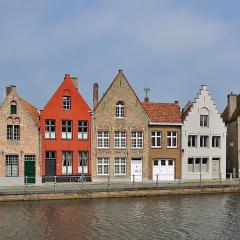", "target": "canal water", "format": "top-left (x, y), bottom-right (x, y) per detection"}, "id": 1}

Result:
top-left (0, 193), bottom-right (240, 240)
